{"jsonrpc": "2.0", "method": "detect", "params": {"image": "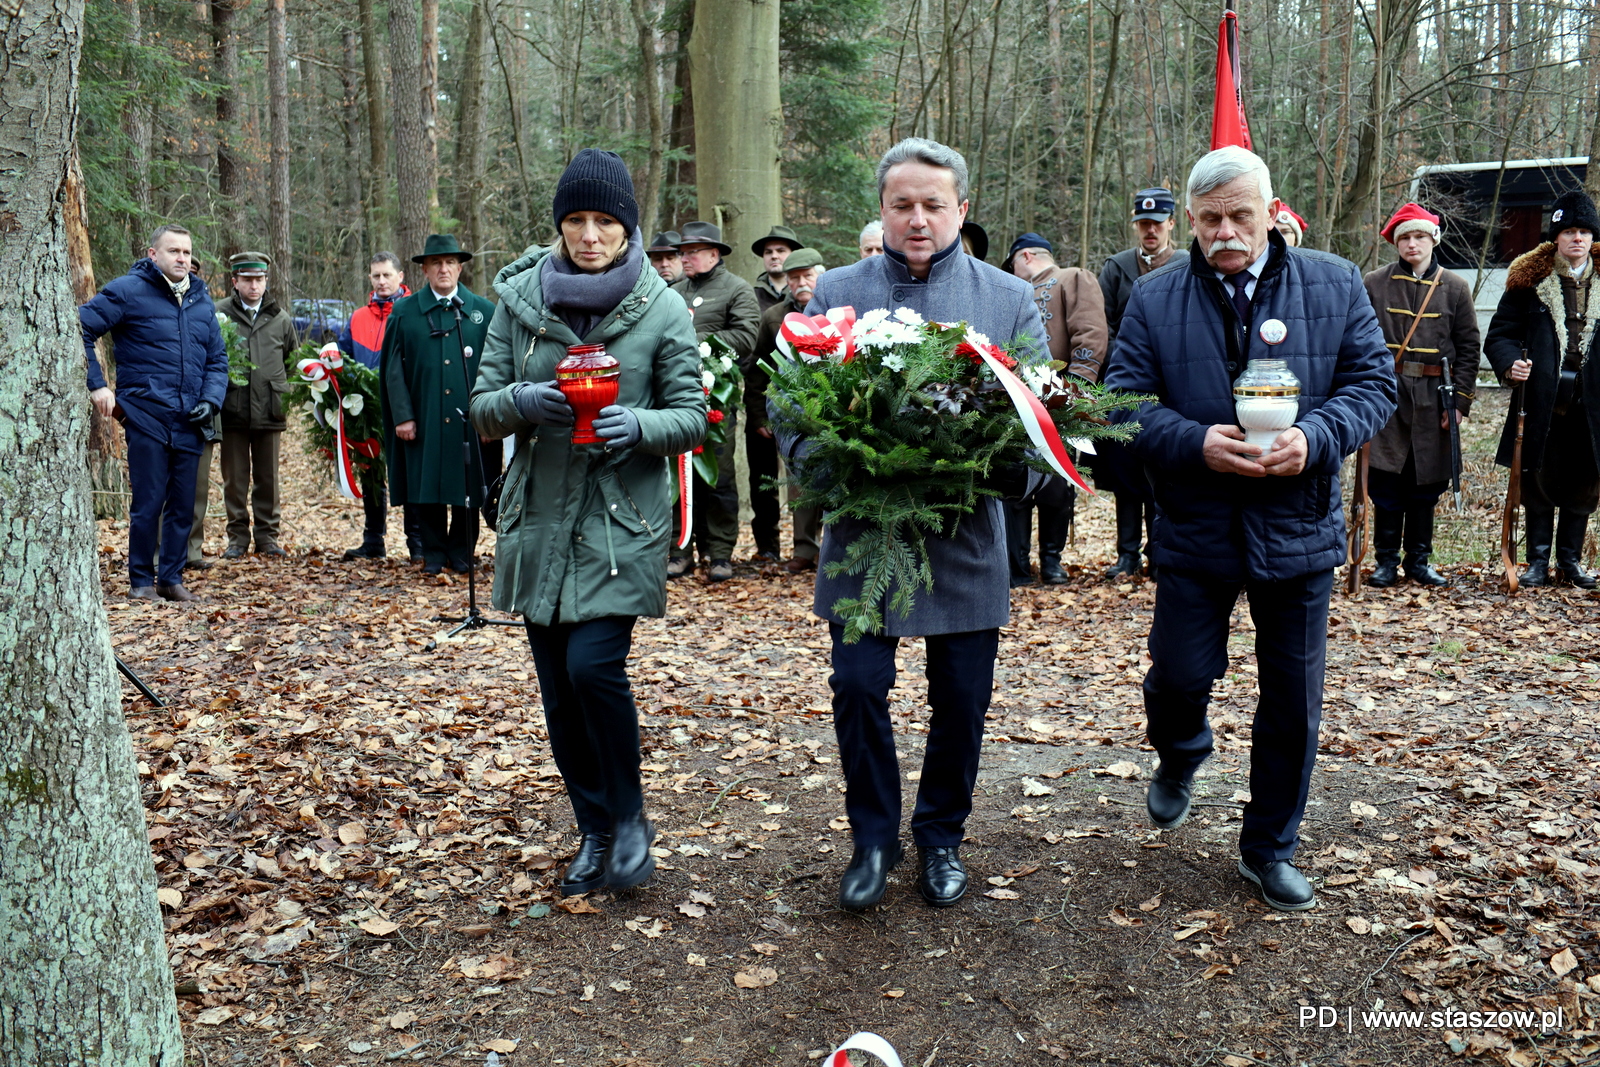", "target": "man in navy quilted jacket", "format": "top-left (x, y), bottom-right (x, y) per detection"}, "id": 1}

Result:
top-left (1103, 147), bottom-right (1394, 911)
